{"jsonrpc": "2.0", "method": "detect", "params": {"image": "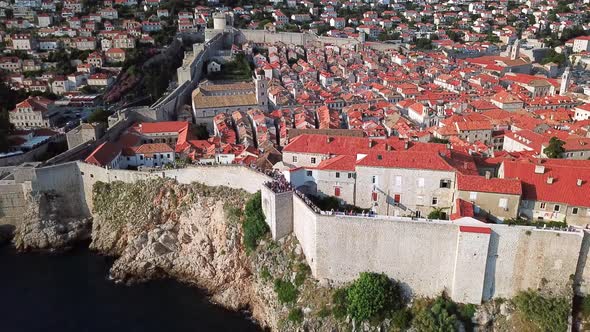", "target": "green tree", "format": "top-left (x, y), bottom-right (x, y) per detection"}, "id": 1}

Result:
top-left (428, 208), bottom-right (447, 220)
top-left (192, 124), bottom-right (209, 140)
top-left (346, 272), bottom-right (403, 322)
top-left (86, 109), bottom-right (111, 124)
top-left (242, 191), bottom-right (269, 253)
top-left (543, 137), bottom-right (565, 158)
